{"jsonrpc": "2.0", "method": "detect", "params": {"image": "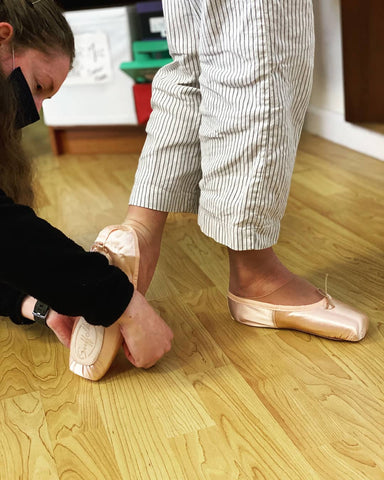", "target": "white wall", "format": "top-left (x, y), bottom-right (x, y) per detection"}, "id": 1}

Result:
top-left (304, 0), bottom-right (384, 161)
